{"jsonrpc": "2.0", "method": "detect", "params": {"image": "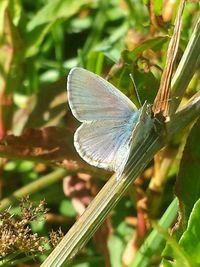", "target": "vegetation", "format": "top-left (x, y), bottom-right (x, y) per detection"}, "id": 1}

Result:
top-left (0, 0), bottom-right (199, 266)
